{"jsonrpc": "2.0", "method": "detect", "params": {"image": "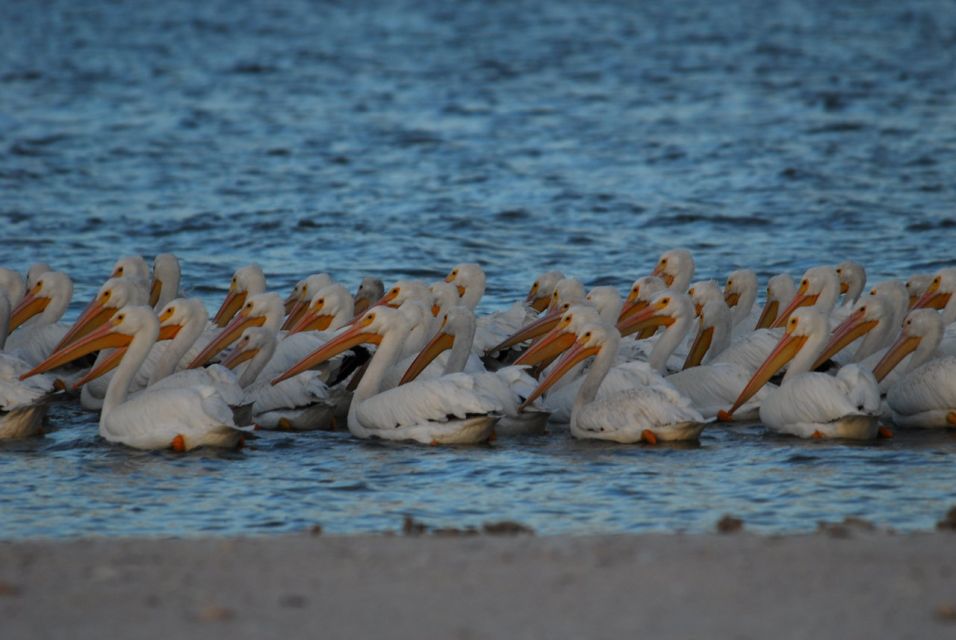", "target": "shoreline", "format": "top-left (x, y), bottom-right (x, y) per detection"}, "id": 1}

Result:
top-left (3, 530), bottom-right (956, 639)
